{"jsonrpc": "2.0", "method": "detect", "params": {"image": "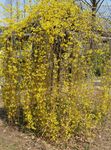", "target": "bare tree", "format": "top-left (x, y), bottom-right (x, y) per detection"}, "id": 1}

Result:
top-left (23, 0), bottom-right (26, 18)
top-left (78, 1), bottom-right (105, 49)
top-left (77, 0), bottom-right (105, 16)
top-left (16, 0), bottom-right (20, 22)
top-left (6, 0), bottom-right (13, 19)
